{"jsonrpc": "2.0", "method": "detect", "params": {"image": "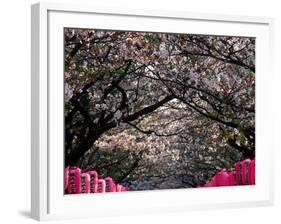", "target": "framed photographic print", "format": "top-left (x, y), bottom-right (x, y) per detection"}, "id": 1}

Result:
top-left (31, 2), bottom-right (274, 221)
